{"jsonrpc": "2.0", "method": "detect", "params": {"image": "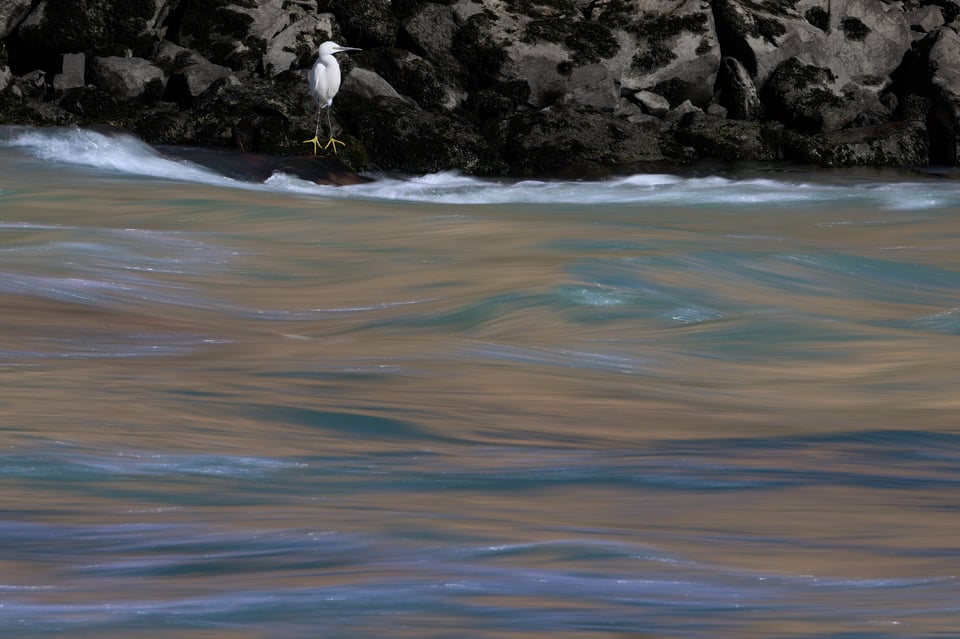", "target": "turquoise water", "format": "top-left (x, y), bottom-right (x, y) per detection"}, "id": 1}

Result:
top-left (1, 127), bottom-right (959, 638)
